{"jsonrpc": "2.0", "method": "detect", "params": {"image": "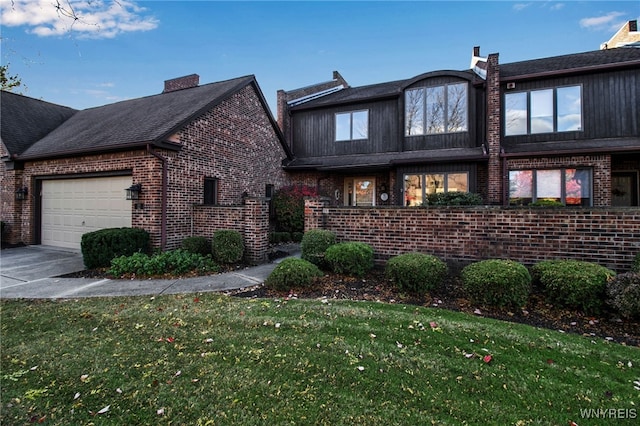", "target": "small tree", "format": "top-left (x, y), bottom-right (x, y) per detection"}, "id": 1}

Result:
top-left (272, 185), bottom-right (318, 233)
